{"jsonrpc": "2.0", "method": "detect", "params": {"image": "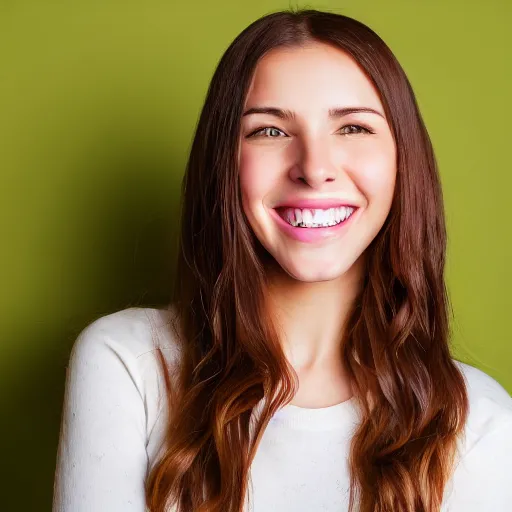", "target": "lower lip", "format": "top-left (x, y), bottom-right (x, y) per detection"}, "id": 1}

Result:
top-left (271, 208), bottom-right (358, 243)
